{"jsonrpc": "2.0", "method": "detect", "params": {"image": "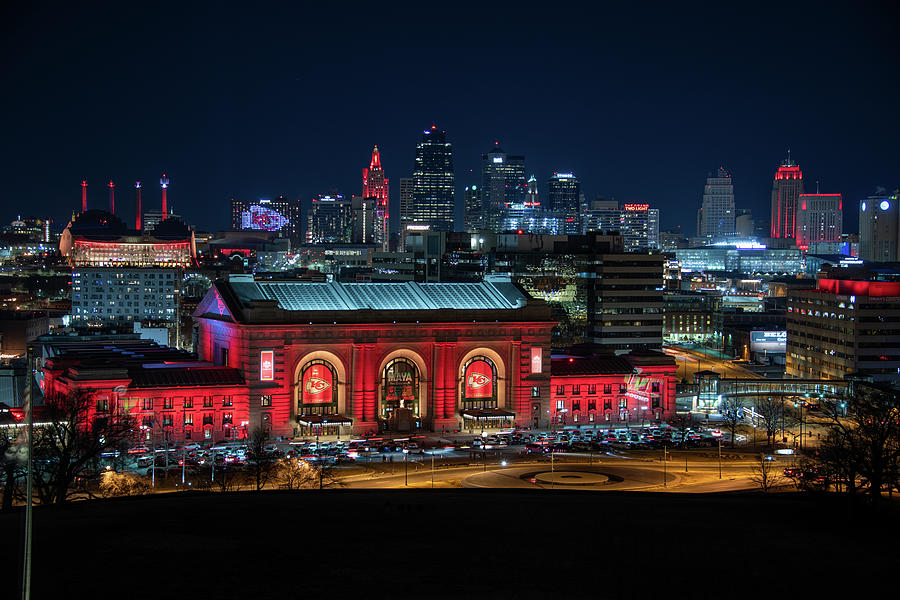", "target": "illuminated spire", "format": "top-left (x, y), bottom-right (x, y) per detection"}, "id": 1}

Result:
top-left (369, 145), bottom-right (382, 170)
